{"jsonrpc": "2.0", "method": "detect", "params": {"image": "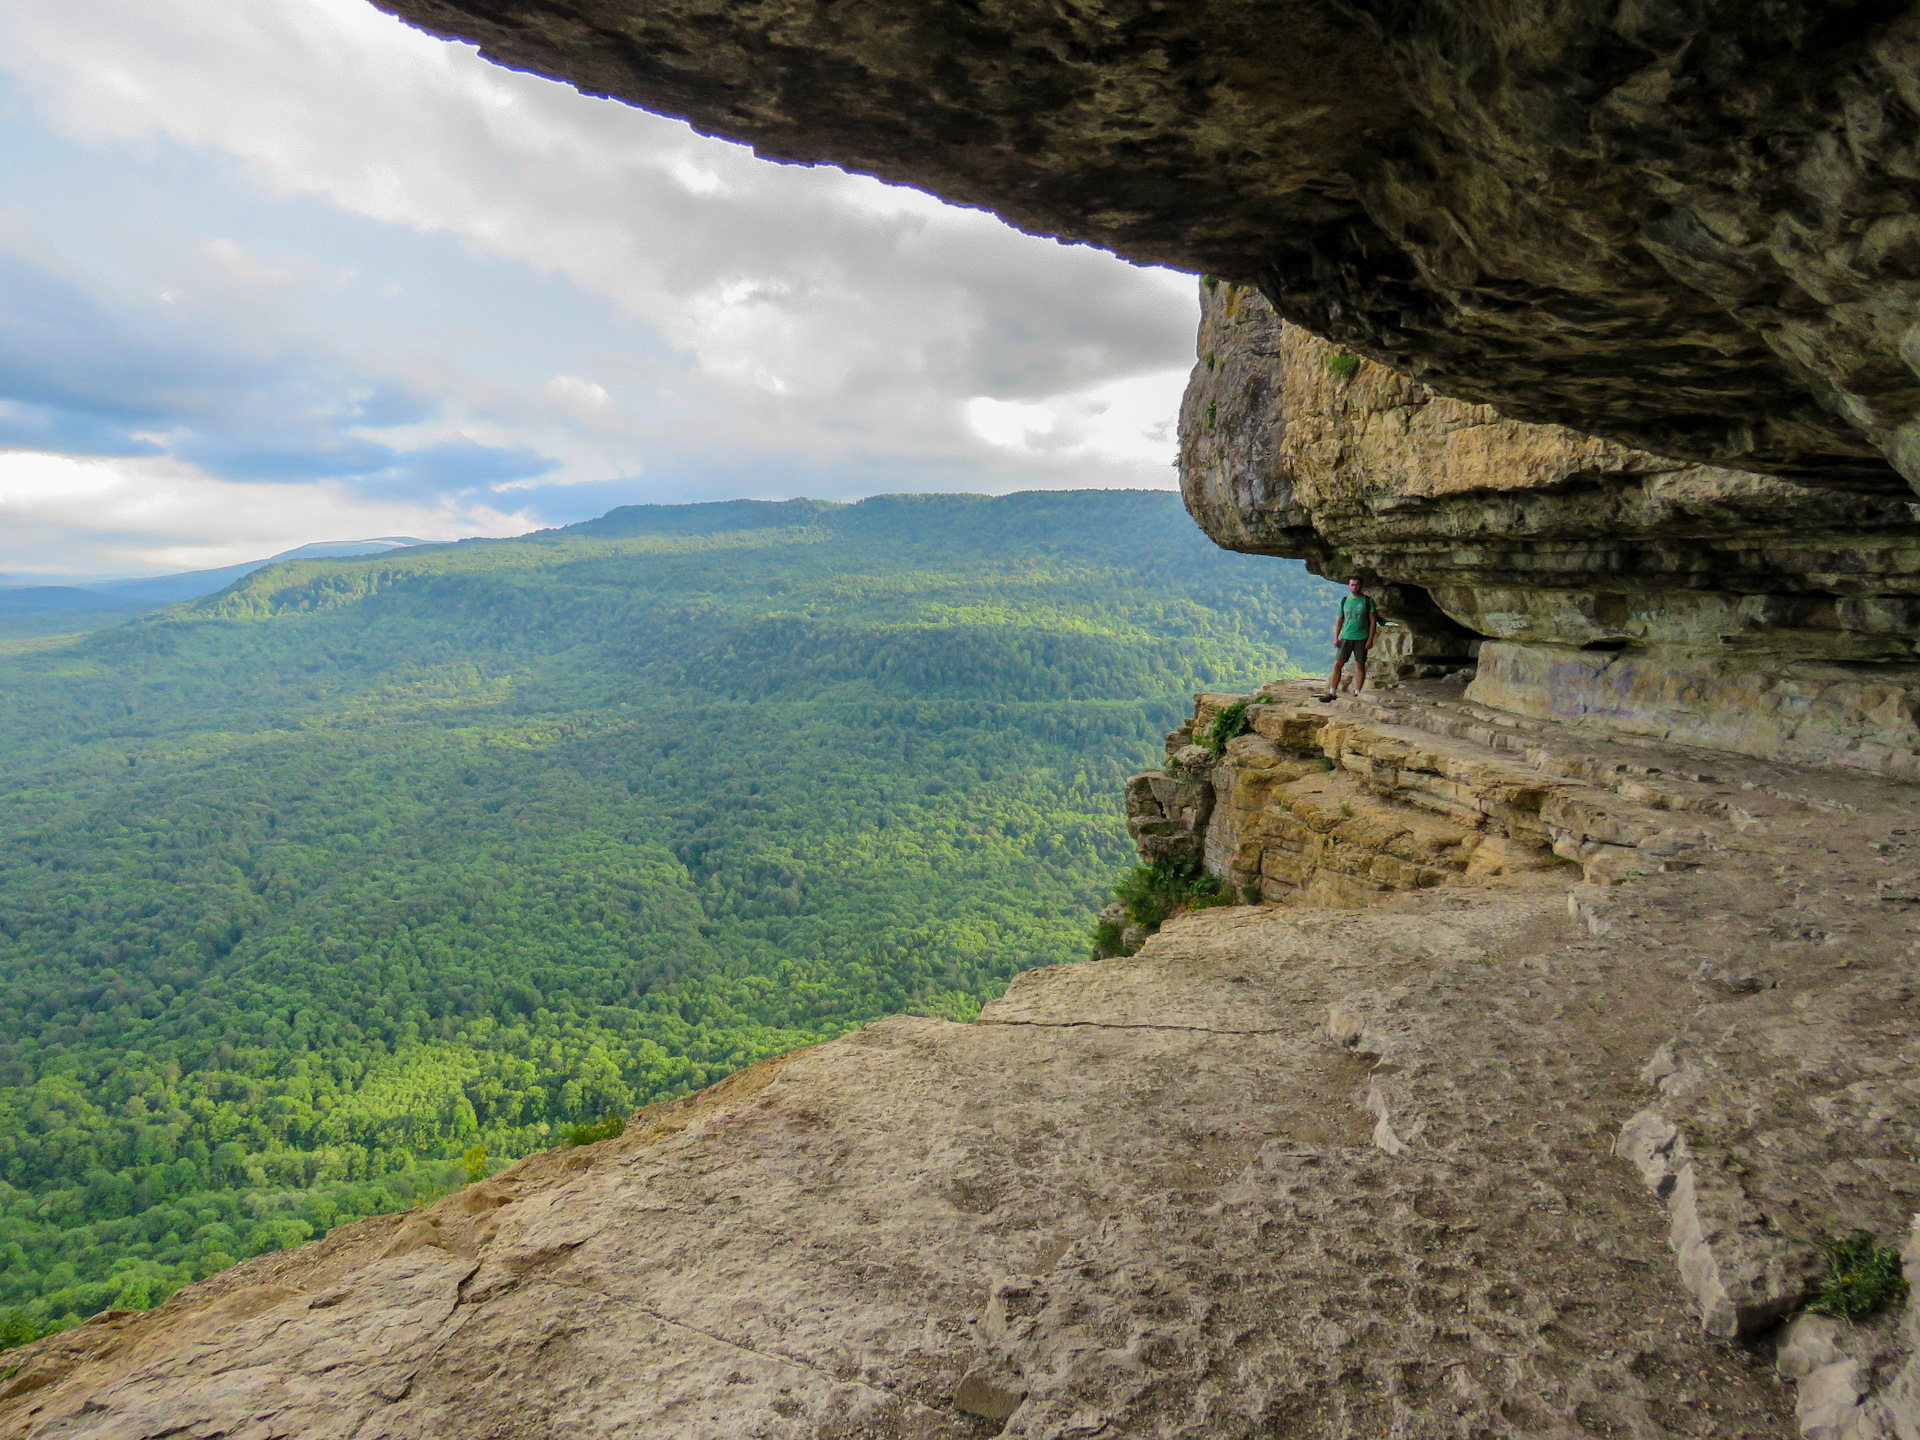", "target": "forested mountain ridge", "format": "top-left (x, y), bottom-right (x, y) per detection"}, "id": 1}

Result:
top-left (0, 490), bottom-right (1336, 1336)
